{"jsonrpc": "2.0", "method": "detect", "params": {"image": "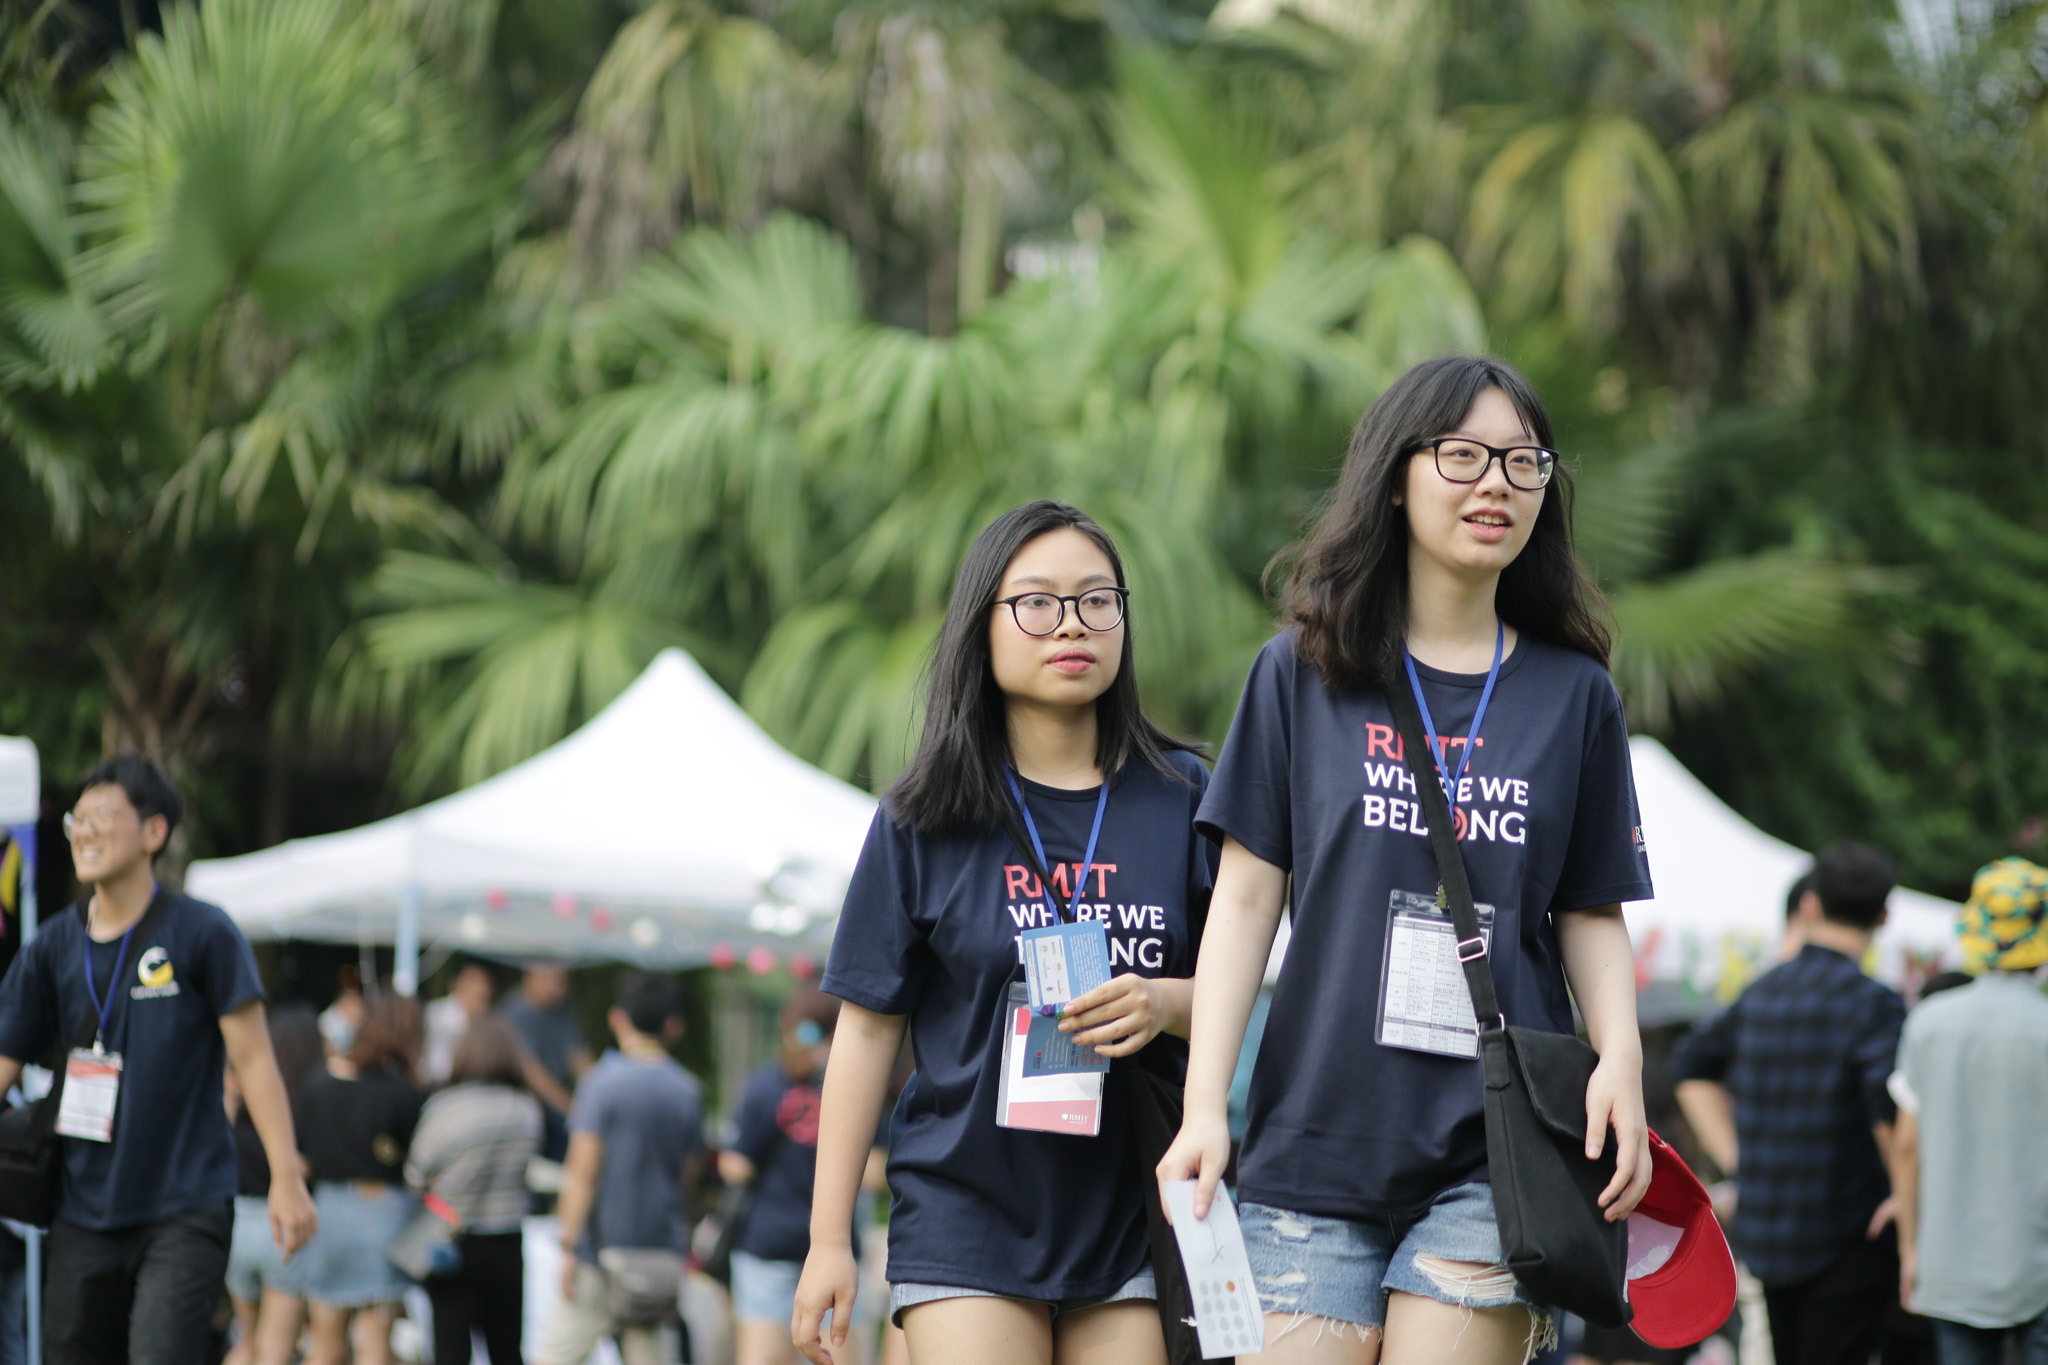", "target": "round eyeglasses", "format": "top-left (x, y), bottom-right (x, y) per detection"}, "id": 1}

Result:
top-left (1411, 437), bottom-right (1557, 491)
top-left (994, 587), bottom-right (1129, 636)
